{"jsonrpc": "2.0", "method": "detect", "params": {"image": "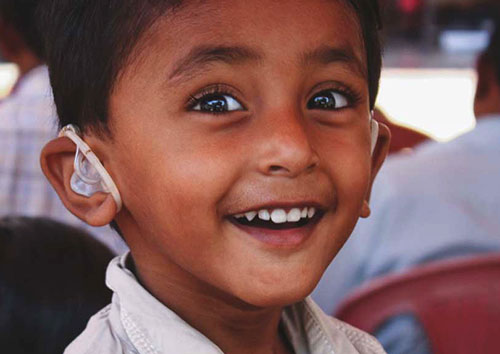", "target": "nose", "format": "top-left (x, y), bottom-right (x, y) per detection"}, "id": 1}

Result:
top-left (255, 108), bottom-right (319, 178)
